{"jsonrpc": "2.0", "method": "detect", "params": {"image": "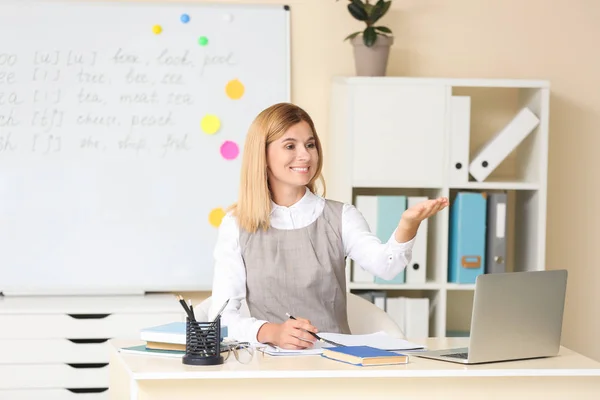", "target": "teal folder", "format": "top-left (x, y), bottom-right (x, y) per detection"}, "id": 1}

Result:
top-left (374, 195), bottom-right (407, 284)
top-left (120, 344), bottom-right (184, 358)
top-left (448, 192), bottom-right (487, 284)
